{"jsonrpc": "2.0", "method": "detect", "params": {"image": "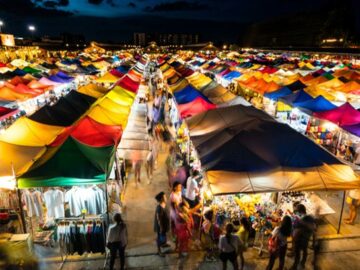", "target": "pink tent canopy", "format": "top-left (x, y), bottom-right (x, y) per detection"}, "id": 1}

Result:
top-left (39, 77), bottom-right (62, 86)
top-left (178, 97), bottom-right (216, 119)
top-left (314, 102), bottom-right (360, 126)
